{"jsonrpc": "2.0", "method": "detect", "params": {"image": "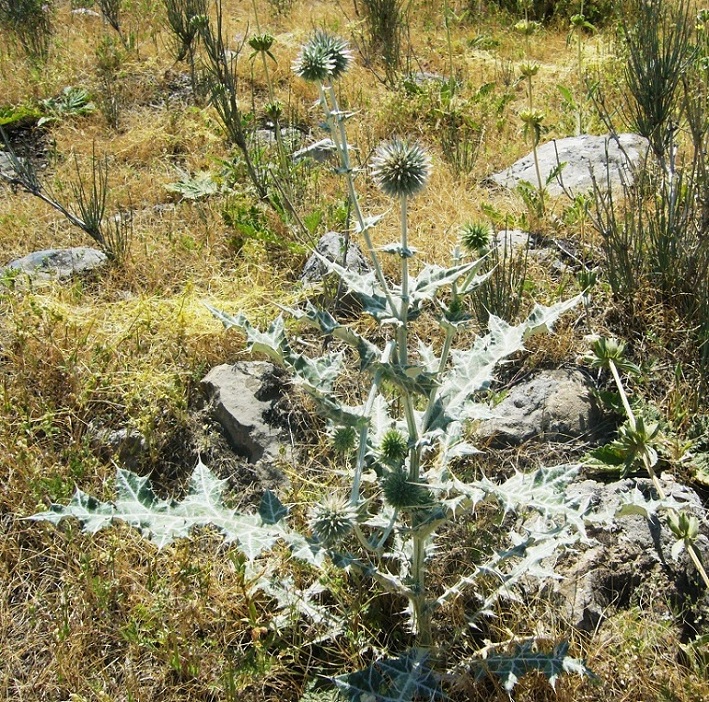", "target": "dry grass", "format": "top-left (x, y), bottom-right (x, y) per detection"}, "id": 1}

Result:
top-left (1, 0), bottom-right (709, 700)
